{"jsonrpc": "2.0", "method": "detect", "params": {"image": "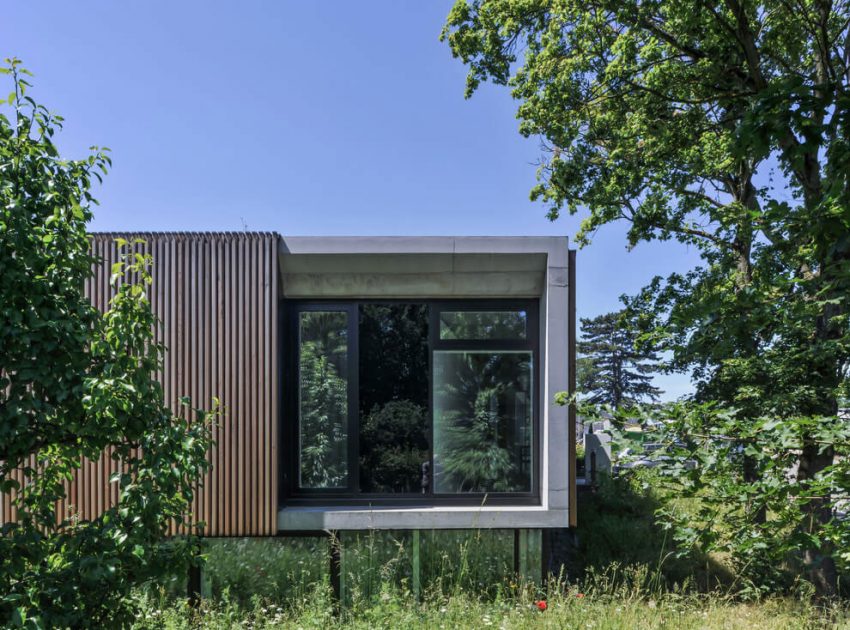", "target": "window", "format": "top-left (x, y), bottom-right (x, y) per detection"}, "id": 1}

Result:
top-left (439, 310), bottom-right (528, 340)
top-left (432, 351), bottom-right (532, 493)
top-left (285, 300), bottom-right (538, 504)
